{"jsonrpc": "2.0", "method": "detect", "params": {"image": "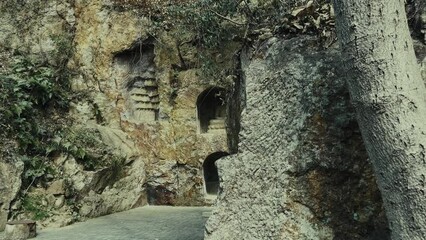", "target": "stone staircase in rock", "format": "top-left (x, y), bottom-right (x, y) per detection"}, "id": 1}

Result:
top-left (207, 118), bottom-right (225, 132)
